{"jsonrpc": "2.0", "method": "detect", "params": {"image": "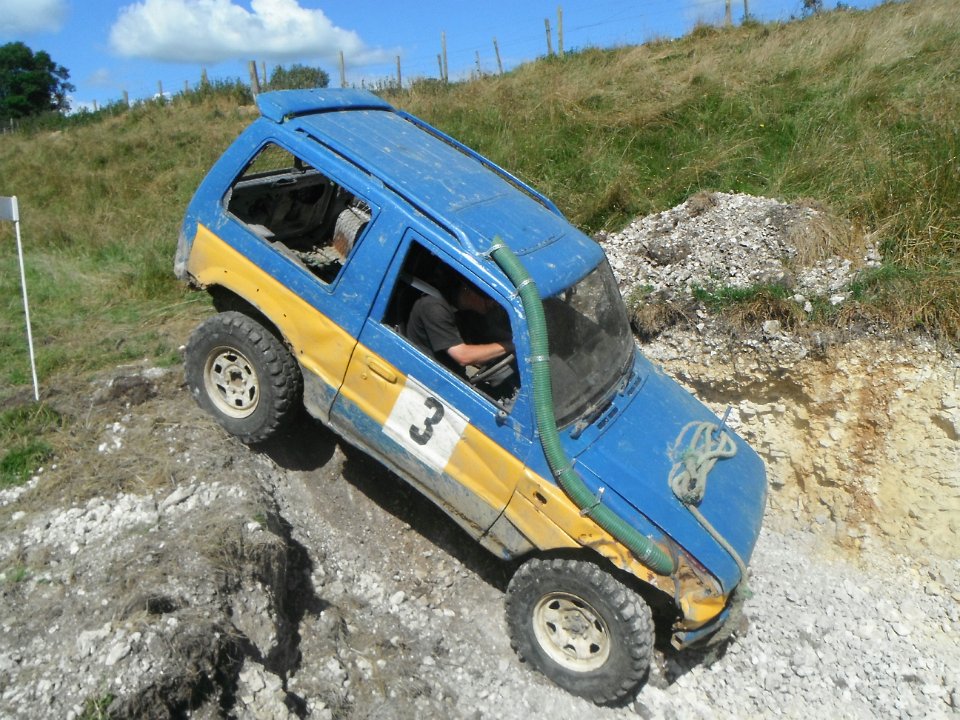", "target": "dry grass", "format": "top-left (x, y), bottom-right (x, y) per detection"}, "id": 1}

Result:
top-left (630, 299), bottom-right (688, 342)
top-left (785, 202), bottom-right (866, 267)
